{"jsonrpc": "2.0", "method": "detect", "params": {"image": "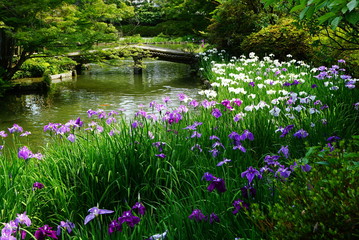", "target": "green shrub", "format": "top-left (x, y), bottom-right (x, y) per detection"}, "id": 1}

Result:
top-left (241, 18), bottom-right (313, 61)
top-left (12, 57), bottom-right (76, 79)
top-left (251, 137), bottom-right (359, 239)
